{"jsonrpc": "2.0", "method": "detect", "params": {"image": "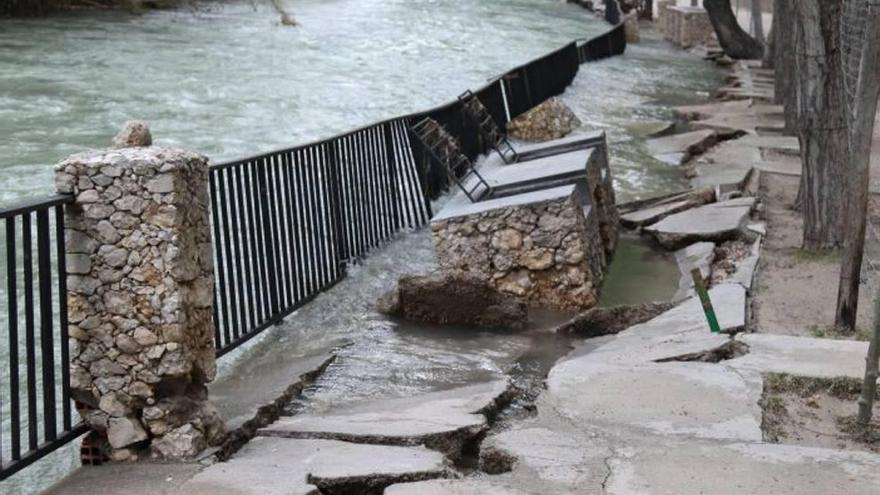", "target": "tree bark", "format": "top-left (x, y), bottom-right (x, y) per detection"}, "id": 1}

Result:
top-left (772, 0), bottom-right (797, 134)
top-left (858, 297), bottom-right (880, 426)
top-left (703, 0), bottom-right (764, 59)
top-left (751, 0), bottom-right (765, 45)
top-left (836, 11), bottom-right (880, 331)
top-left (762, 14), bottom-right (775, 69)
top-left (639, 0), bottom-right (653, 20)
top-left (795, 0), bottom-right (848, 250)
